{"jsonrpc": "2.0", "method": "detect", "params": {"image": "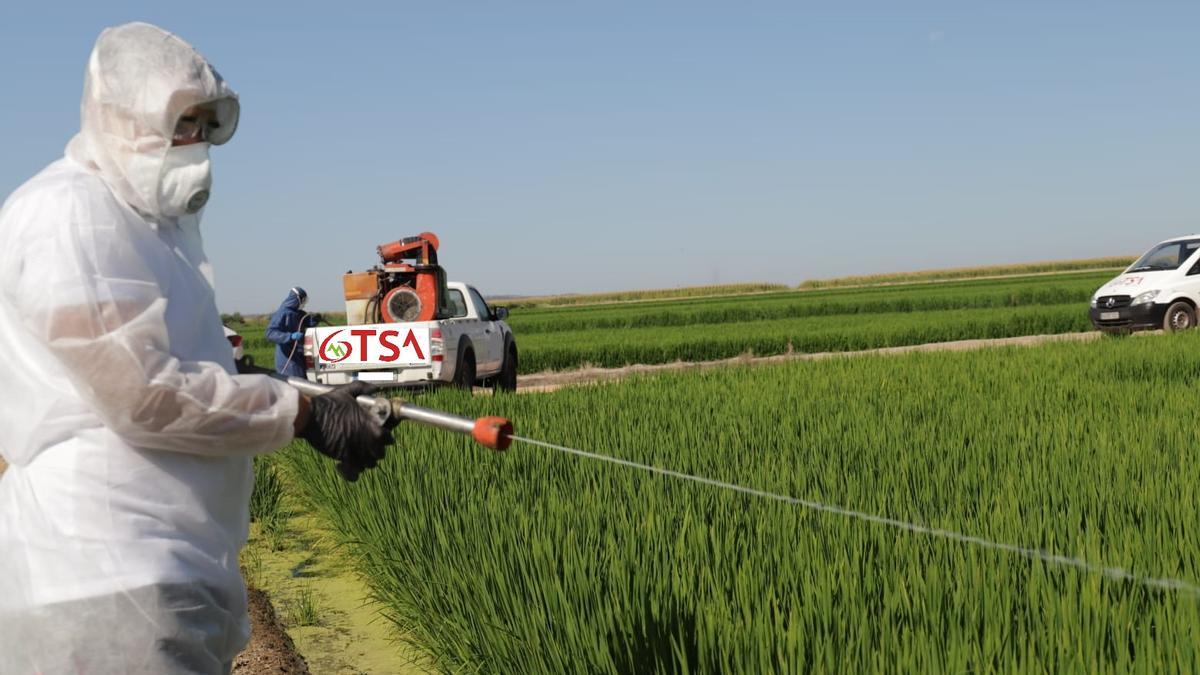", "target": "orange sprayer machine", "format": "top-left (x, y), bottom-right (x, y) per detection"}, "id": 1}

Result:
top-left (341, 231), bottom-right (451, 325)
